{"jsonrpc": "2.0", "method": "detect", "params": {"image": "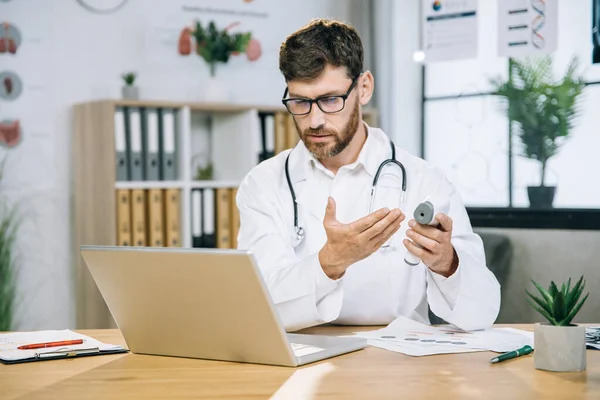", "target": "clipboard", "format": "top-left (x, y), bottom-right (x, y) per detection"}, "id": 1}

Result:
top-left (0, 329), bottom-right (129, 365)
top-left (0, 346), bottom-right (128, 365)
